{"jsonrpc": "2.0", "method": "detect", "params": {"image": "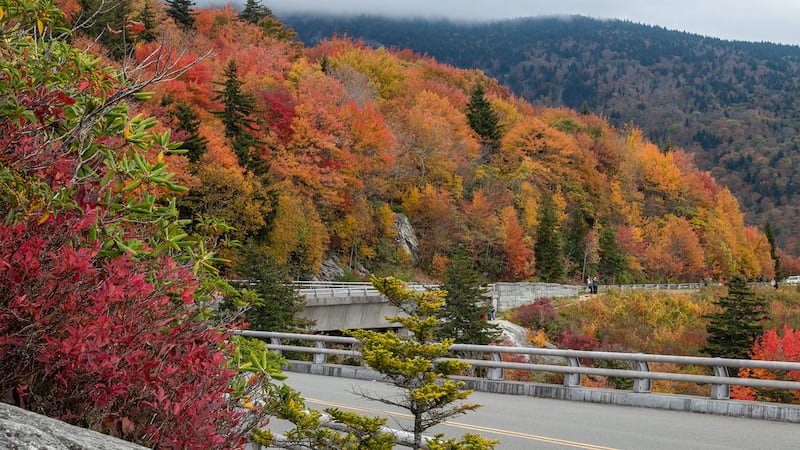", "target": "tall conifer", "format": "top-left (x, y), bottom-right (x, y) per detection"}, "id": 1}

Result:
top-left (534, 194), bottom-right (564, 282)
top-left (466, 83), bottom-right (501, 147)
top-left (239, 0), bottom-right (271, 24)
top-left (135, 0), bottom-right (158, 43)
top-left (212, 60), bottom-right (262, 170)
top-left (77, 0), bottom-right (133, 59)
top-left (165, 0), bottom-right (196, 29)
top-left (598, 222), bottom-right (627, 283)
top-left (171, 103), bottom-right (208, 164)
top-left (703, 276), bottom-right (767, 360)
top-left (764, 221), bottom-right (780, 278)
top-left (436, 247), bottom-right (501, 345)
